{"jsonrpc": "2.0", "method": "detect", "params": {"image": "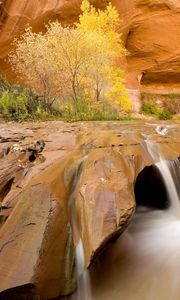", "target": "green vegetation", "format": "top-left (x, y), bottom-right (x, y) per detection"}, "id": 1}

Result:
top-left (0, 79), bottom-right (133, 122)
top-left (140, 101), bottom-right (159, 116)
top-left (140, 89), bottom-right (180, 120)
top-left (140, 101), bottom-right (173, 120)
top-left (141, 92), bottom-right (180, 120)
top-left (4, 0), bottom-right (133, 122)
top-left (158, 110), bottom-right (172, 120)
top-left (54, 98), bottom-right (133, 121)
top-left (163, 94), bottom-right (180, 114)
top-left (2, 0), bottom-right (178, 123)
top-left (0, 79), bottom-right (57, 121)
